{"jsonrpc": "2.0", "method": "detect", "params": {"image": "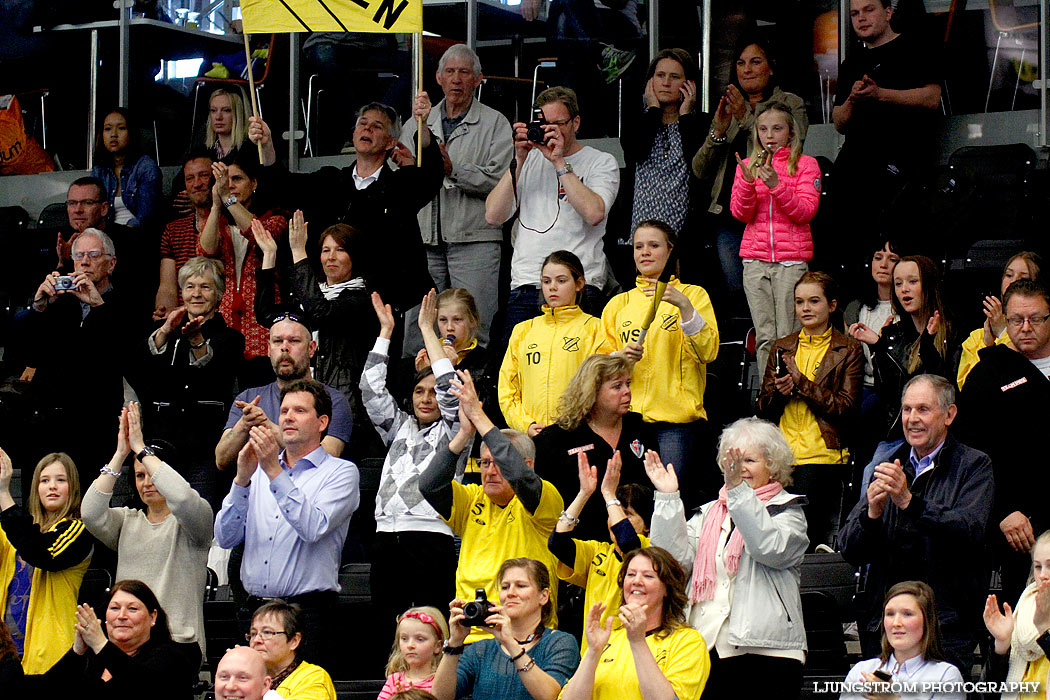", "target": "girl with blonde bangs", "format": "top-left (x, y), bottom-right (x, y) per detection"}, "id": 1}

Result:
top-left (748, 102), bottom-right (804, 176)
top-left (379, 606), bottom-right (449, 699)
top-left (0, 449), bottom-right (96, 674)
